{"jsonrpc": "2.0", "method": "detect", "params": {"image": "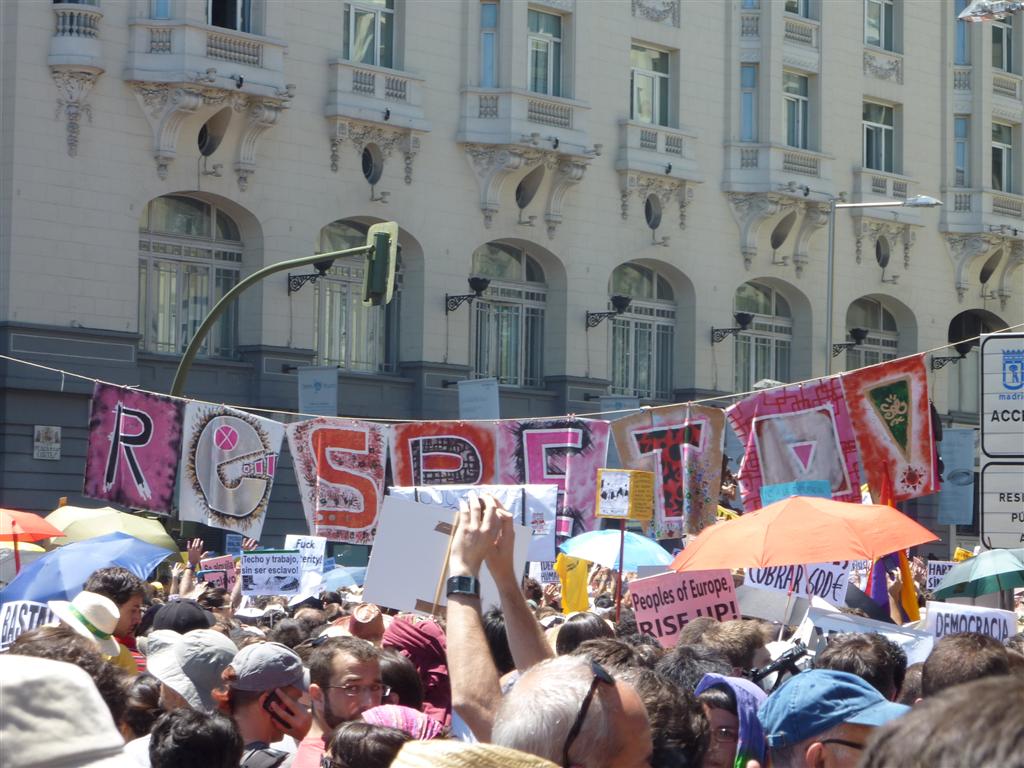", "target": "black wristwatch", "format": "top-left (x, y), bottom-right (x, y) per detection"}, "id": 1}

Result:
top-left (446, 575), bottom-right (481, 598)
